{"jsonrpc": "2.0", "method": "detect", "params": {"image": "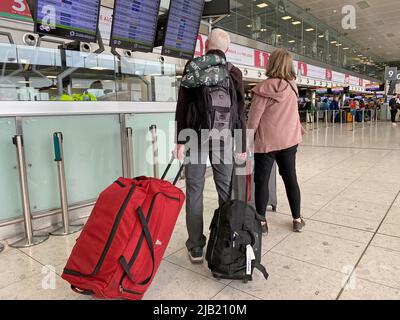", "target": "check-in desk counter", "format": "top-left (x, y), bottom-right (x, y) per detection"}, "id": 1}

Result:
top-left (0, 102), bottom-right (178, 227)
